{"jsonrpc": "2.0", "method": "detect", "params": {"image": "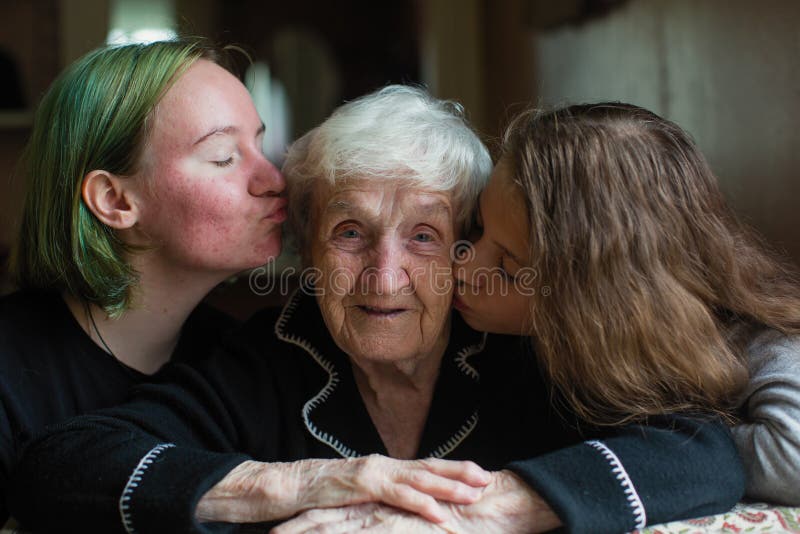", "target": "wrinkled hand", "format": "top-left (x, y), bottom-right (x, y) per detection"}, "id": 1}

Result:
top-left (270, 470), bottom-right (562, 534)
top-left (444, 470), bottom-right (561, 533)
top-left (270, 503), bottom-right (447, 534)
top-left (196, 455), bottom-right (491, 525)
